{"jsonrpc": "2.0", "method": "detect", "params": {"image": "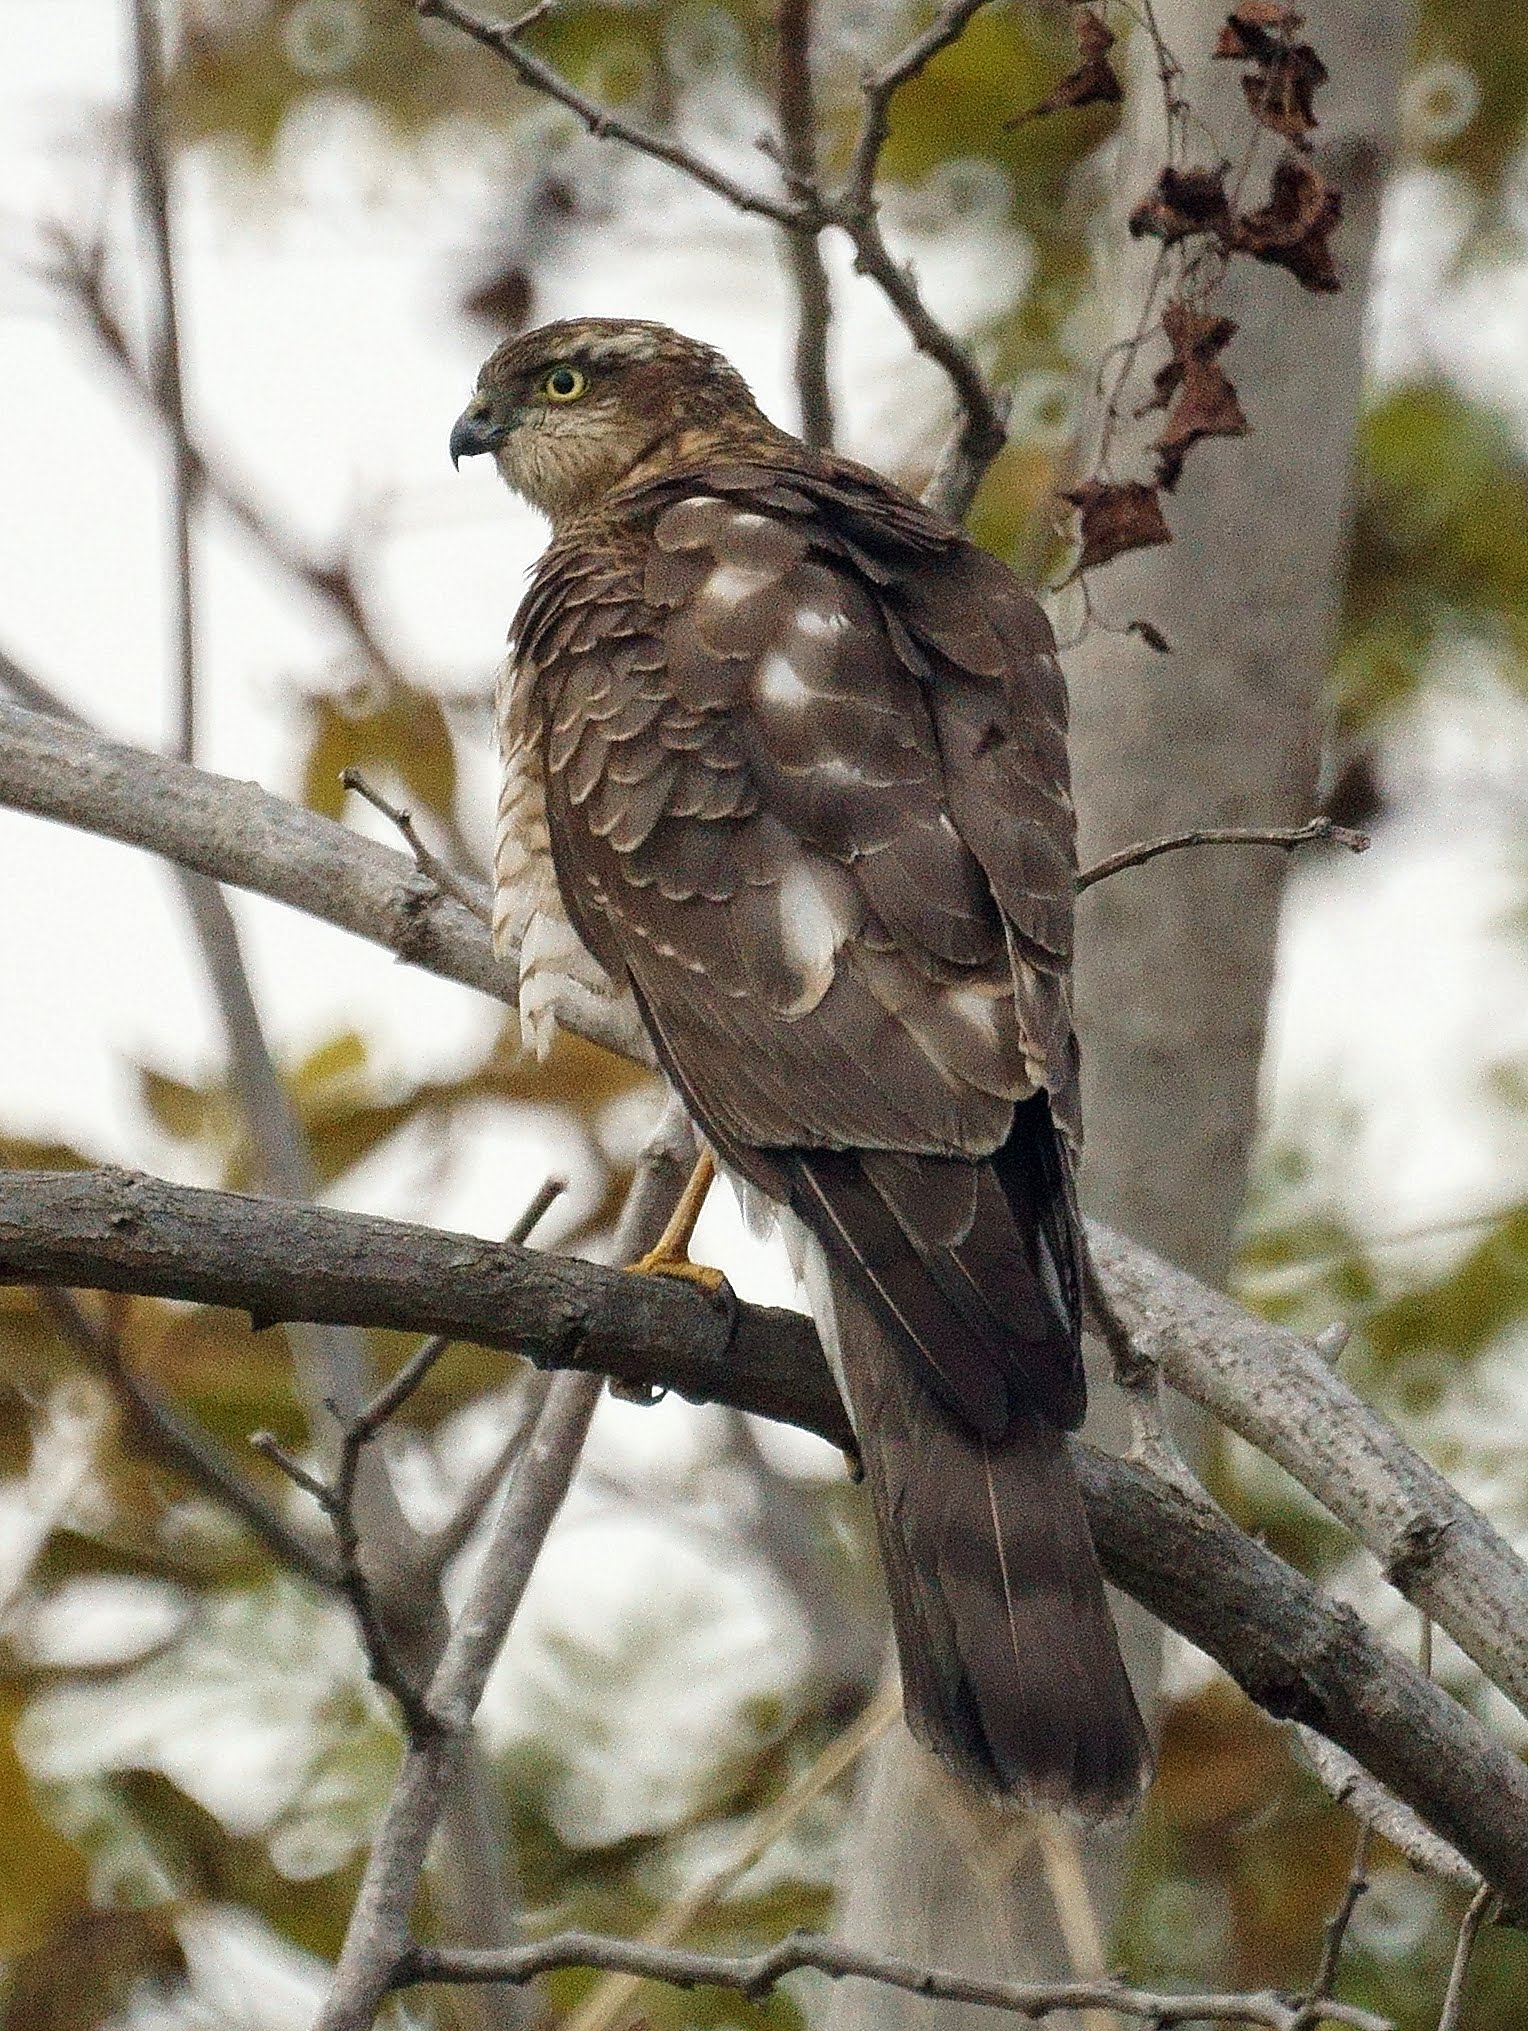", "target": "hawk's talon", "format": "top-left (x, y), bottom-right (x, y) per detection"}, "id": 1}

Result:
top-left (625, 1250), bottom-right (727, 1296)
